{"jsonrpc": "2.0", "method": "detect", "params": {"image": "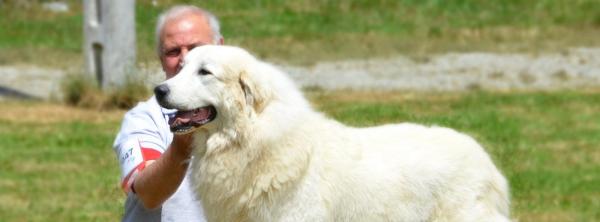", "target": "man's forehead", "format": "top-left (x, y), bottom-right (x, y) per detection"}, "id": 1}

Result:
top-left (174, 19), bottom-right (196, 32)
top-left (162, 13), bottom-right (211, 35)
top-left (162, 36), bottom-right (206, 50)
top-left (161, 18), bottom-right (213, 49)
